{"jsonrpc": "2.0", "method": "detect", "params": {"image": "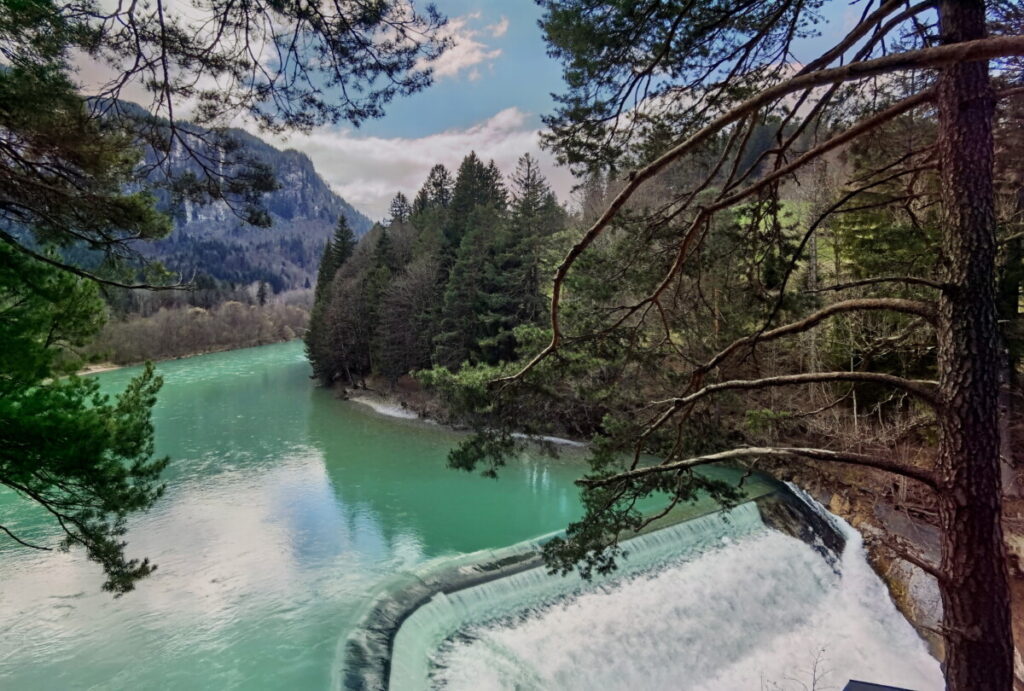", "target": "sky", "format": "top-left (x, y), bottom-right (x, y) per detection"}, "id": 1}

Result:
top-left (266, 1), bottom-right (571, 221)
top-left (67, 0), bottom-right (868, 222)
top-left (266, 0), bottom-right (866, 222)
